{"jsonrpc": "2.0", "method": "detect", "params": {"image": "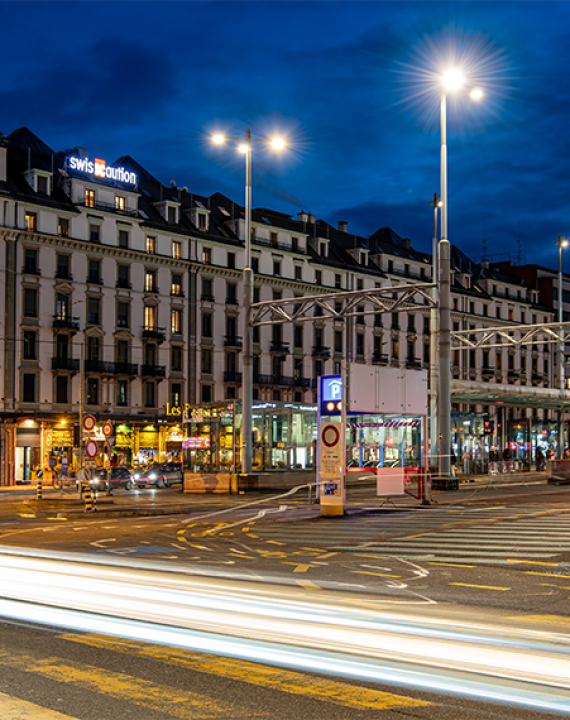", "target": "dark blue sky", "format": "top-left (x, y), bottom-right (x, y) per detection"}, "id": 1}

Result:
top-left (1, 1), bottom-right (568, 267)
